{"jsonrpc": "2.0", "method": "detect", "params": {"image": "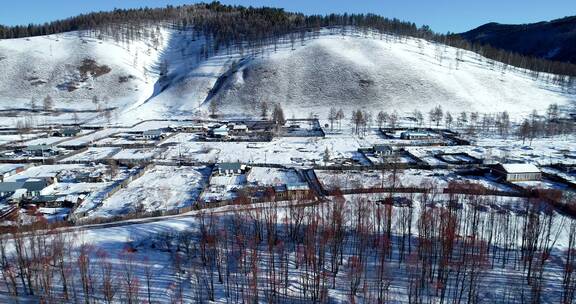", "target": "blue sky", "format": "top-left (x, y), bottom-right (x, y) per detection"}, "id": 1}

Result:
top-left (1, 0), bottom-right (575, 33)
